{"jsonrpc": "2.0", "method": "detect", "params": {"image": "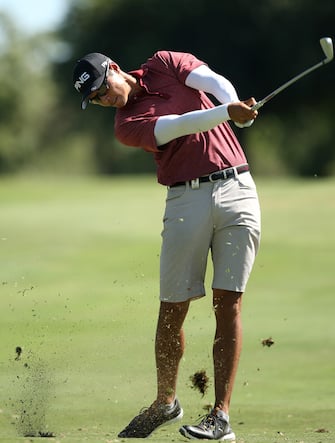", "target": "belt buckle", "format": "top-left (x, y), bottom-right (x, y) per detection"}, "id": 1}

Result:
top-left (223, 167), bottom-right (237, 180)
top-left (191, 178), bottom-right (200, 189)
top-left (209, 172), bottom-right (219, 182)
top-left (209, 170), bottom-right (227, 182)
